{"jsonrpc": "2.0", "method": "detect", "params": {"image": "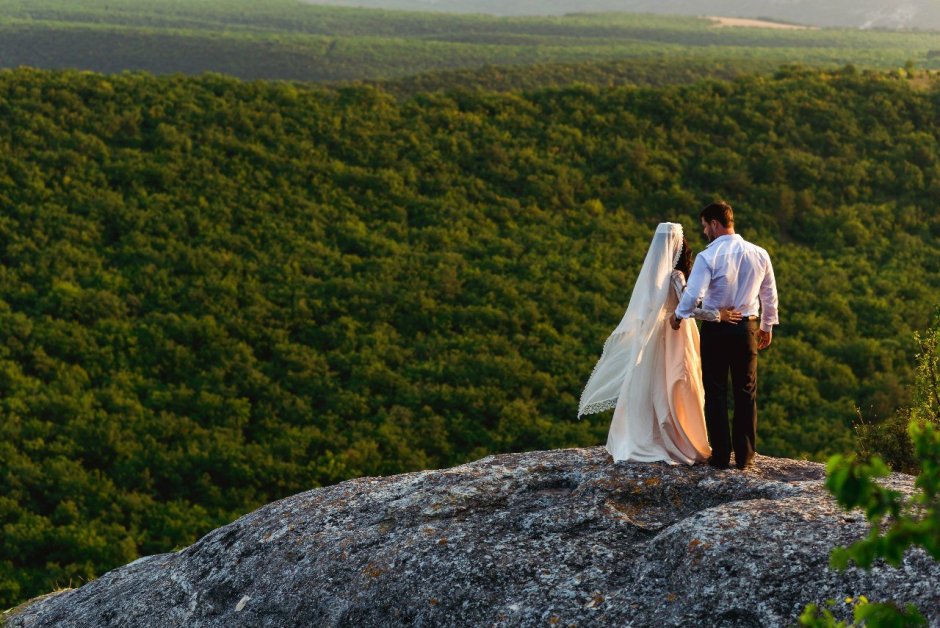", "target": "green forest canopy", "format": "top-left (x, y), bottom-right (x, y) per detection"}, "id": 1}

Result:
top-left (1, 65), bottom-right (939, 606)
top-left (1, 0), bottom-right (940, 82)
